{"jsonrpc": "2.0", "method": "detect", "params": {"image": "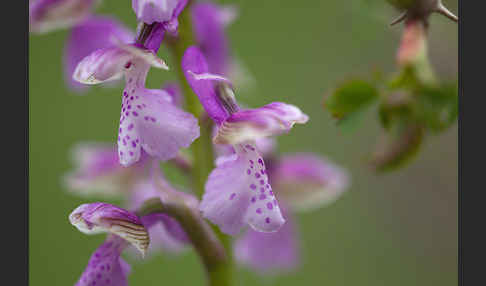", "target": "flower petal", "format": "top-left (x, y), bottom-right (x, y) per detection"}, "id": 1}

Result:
top-left (235, 211), bottom-right (299, 273)
top-left (161, 82), bottom-right (183, 107)
top-left (269, 154), bottom-right (350, 211)
top-left (69, 203), bottom-right (149, 255)
top-left (63, 142), bottom-right (148, 197)
top-left (29, 0), bottom-right (97, 34)
top-left (182, 46), bottom-right (230, 124)
top-left (117, 88), bottom-right (200, 166)
top-left (214, 102), bottom-right (309, 145)
top-left (75, 235), bottom-right (131, 286)
top-left (73, 43), bottom-right (168, 85)
top-left (200, 142), bottom-right (285, 235)
top-left (192, 2), bottom-right (230, 74)
top-left (64, 16), bottom-right (134, 90)
top-left (132, 0), bottom-right (188, 25)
